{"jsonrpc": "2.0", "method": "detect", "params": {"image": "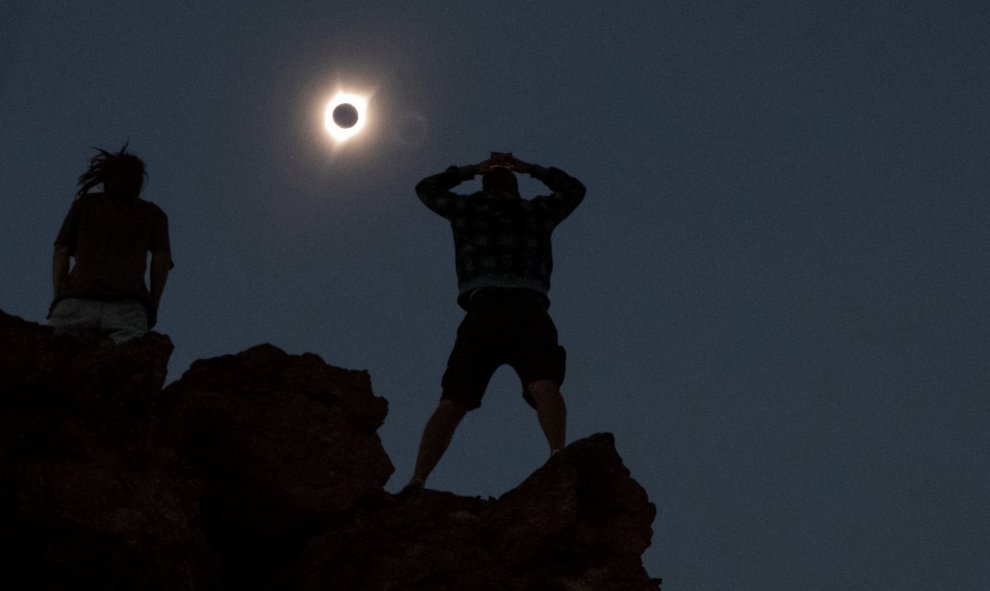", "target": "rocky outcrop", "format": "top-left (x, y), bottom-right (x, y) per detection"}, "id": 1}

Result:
top-left (158, 344), bottom-right (393, 588)
top-left (0, 309), bottom-right (659, 590)
top-left (0, 310), bottom-right (214, 590)
top-left (287, 433), bottom-right (657, 591)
